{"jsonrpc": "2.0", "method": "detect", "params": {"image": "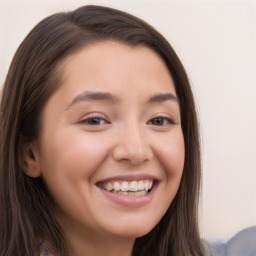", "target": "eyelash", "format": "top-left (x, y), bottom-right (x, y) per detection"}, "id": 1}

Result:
top-left (147, 116), bottom-right (175, 126)
top-left (79, 116), bottom-right (175, 126)
top-left (78, 117), bottom-right (110, 126)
